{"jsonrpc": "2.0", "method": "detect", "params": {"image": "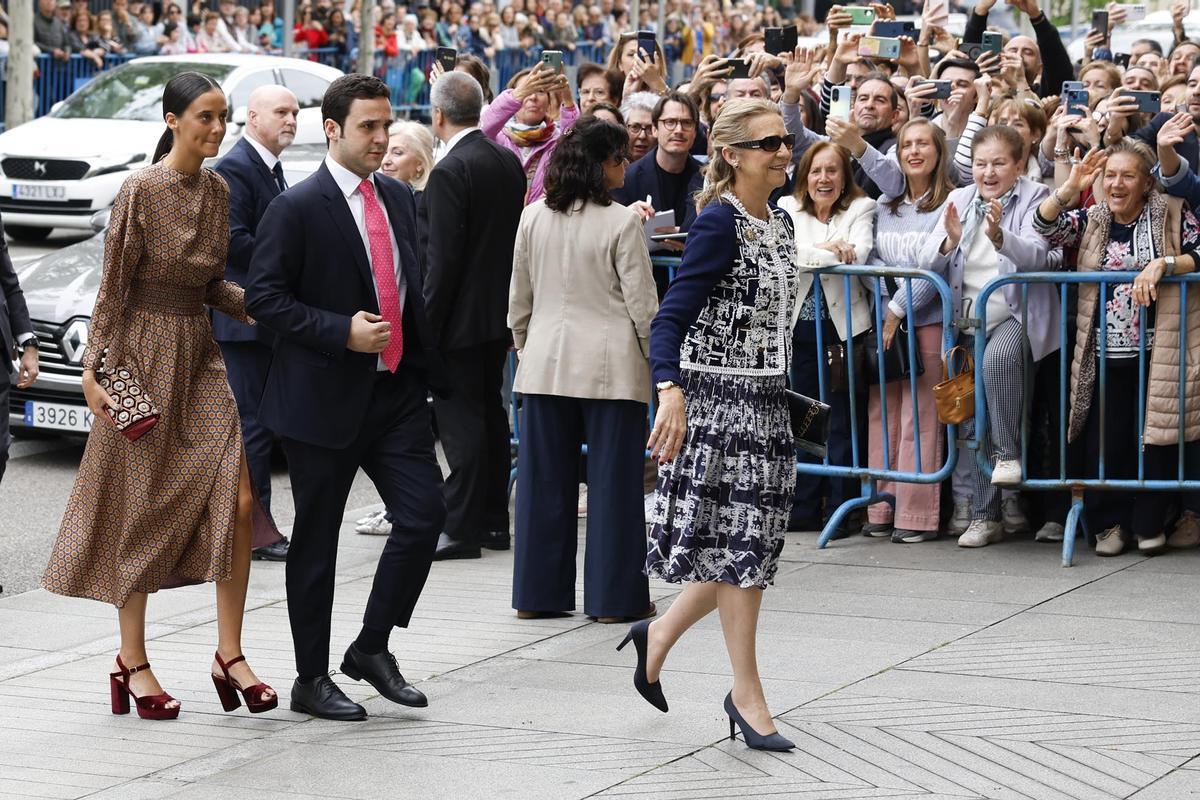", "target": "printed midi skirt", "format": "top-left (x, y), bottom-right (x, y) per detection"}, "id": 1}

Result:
top-left (645, 370), bottom-right (796, 589)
